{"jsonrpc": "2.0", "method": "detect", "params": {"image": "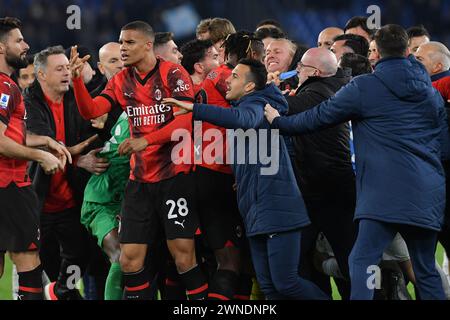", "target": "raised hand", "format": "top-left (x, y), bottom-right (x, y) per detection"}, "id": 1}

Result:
top-left (69, 45), bottom-right (91, 78)
top-left (267, 71), bottom-right (281, 86)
